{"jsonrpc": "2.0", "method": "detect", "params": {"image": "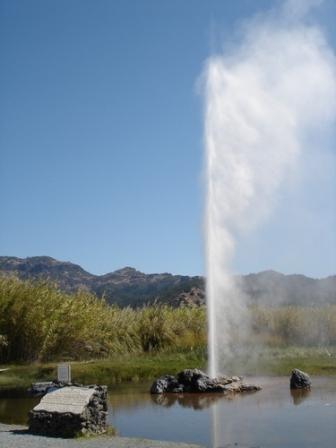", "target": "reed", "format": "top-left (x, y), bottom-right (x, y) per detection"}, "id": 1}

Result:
top-left (0, 276), bottom-right (335, 364)
top-left (0, 277), bottom-right (205, 363)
